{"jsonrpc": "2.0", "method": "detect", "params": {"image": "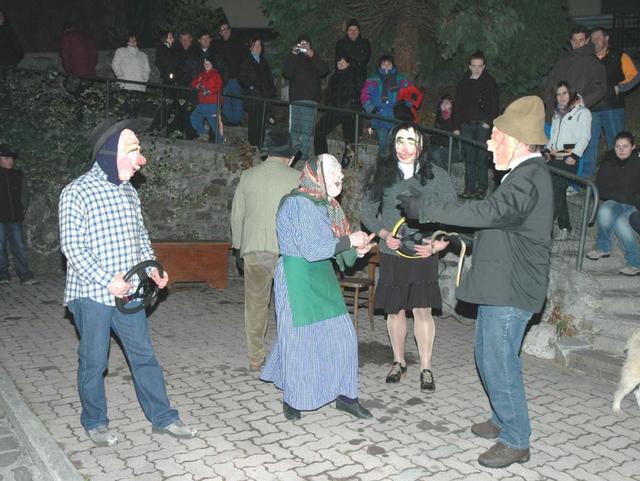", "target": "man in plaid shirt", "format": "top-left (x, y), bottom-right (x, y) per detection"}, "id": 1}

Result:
top-left (59, 119), bottom-right (197, 447)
